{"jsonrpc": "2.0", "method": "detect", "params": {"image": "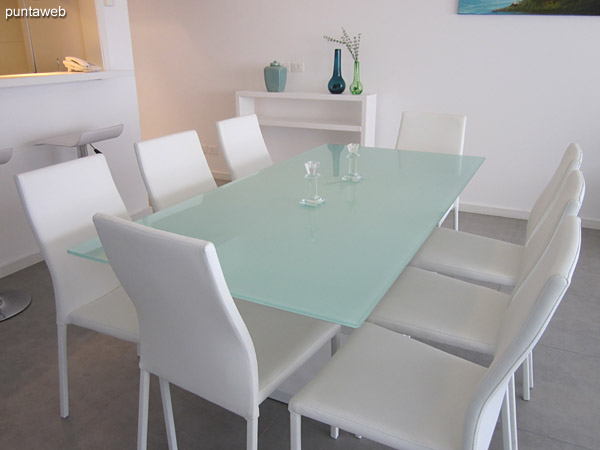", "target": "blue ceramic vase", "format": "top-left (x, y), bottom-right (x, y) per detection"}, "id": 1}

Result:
top-left (328, 49), bottom-right (345, 94)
